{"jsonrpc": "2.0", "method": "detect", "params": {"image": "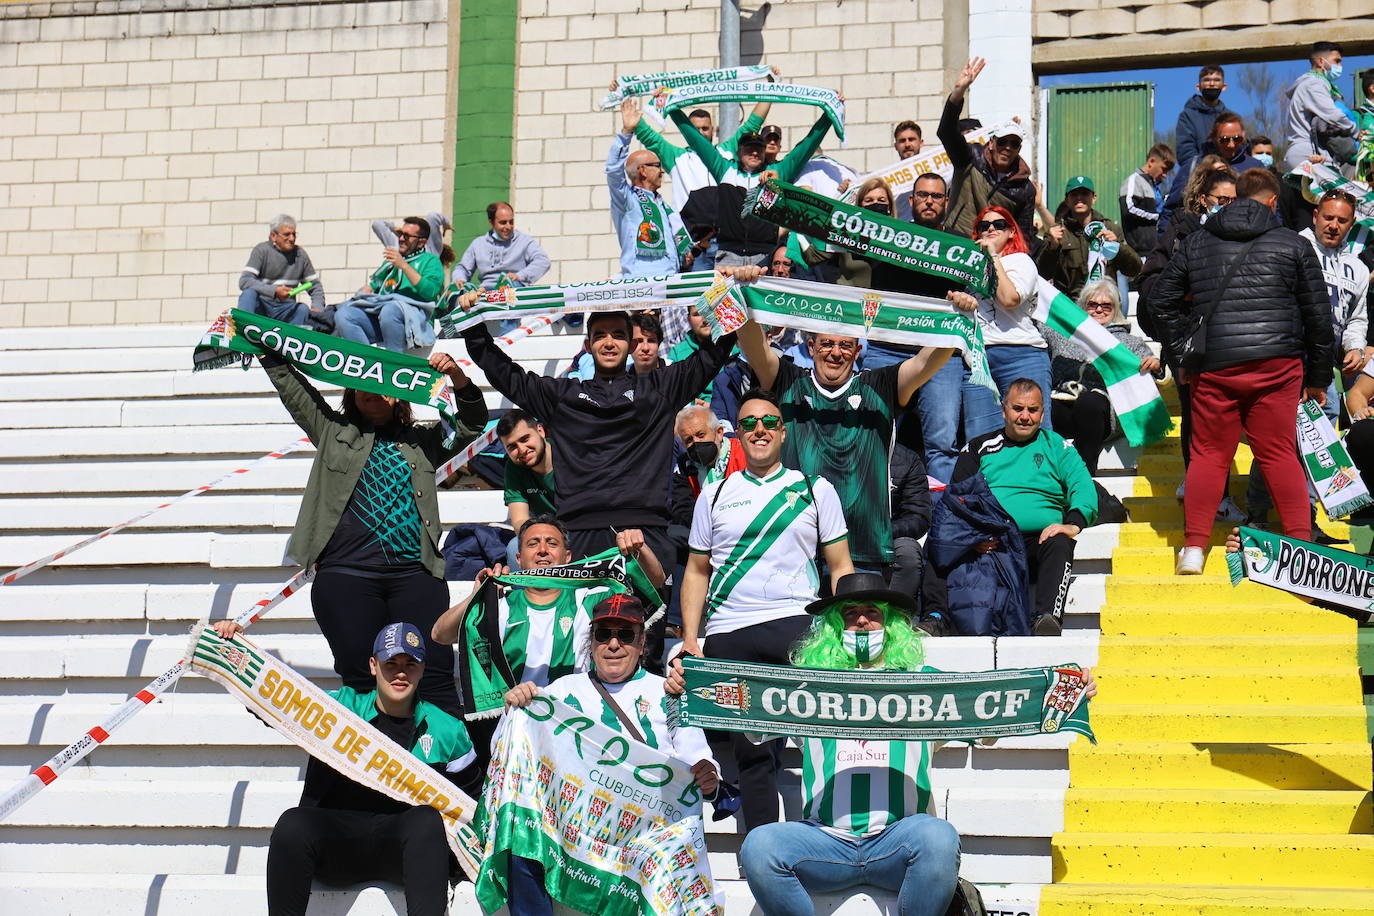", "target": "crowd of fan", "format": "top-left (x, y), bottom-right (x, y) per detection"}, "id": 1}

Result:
top-left (222, 43), bottom-right (1370, 915)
